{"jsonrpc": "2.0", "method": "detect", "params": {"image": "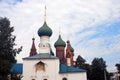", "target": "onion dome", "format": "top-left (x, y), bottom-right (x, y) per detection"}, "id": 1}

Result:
top-left (38, 22), bottom-right (52, 37)
top-left (54, 35), bottom-right (66, 47)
